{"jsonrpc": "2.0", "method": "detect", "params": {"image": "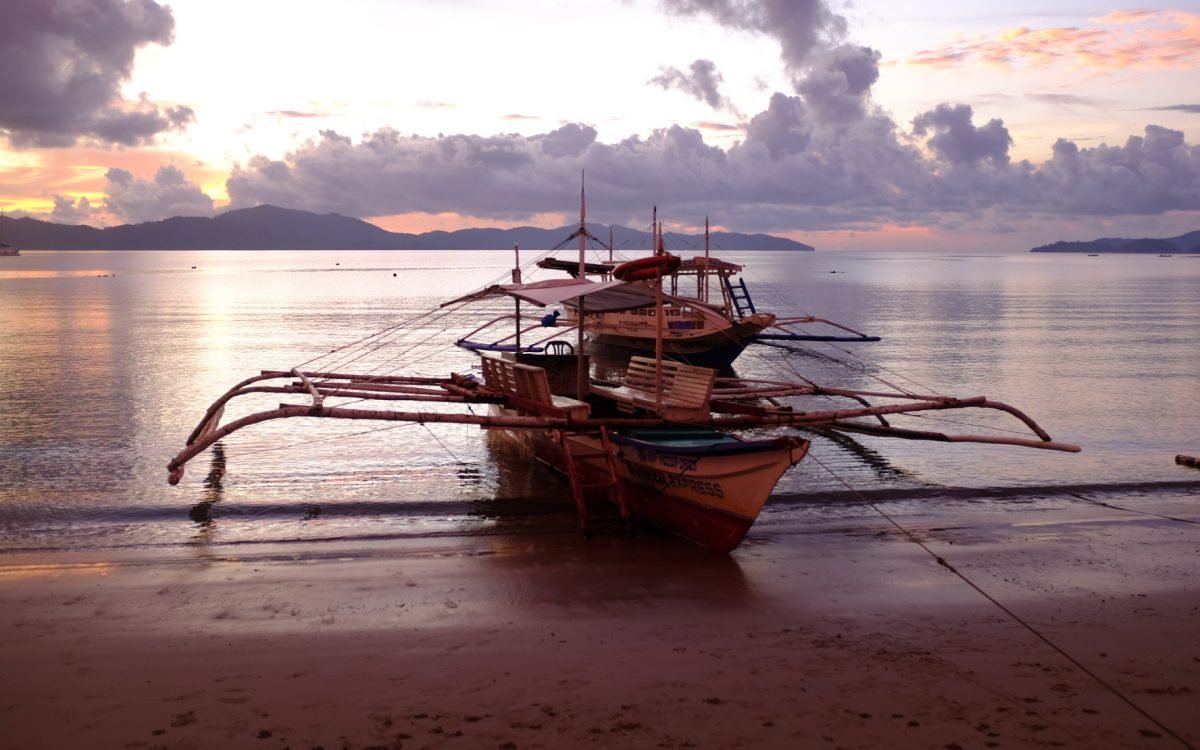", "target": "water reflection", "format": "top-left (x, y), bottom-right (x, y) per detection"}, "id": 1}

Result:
top-left (188, 442), bottom-right (226, 529)
top-left (1, 250), bottom-right (1197, 553)
top-left (804, 427), bottom-right (915, 482)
